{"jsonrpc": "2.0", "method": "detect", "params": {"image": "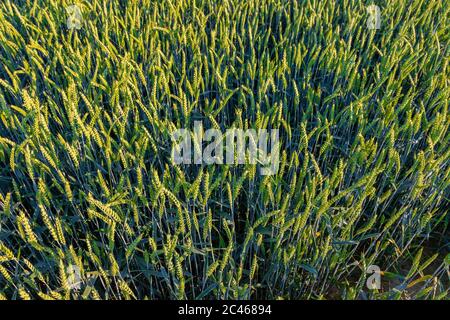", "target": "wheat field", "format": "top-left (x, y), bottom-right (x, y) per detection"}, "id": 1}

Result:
top-left (0, 0), bottom-right (448, 300)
